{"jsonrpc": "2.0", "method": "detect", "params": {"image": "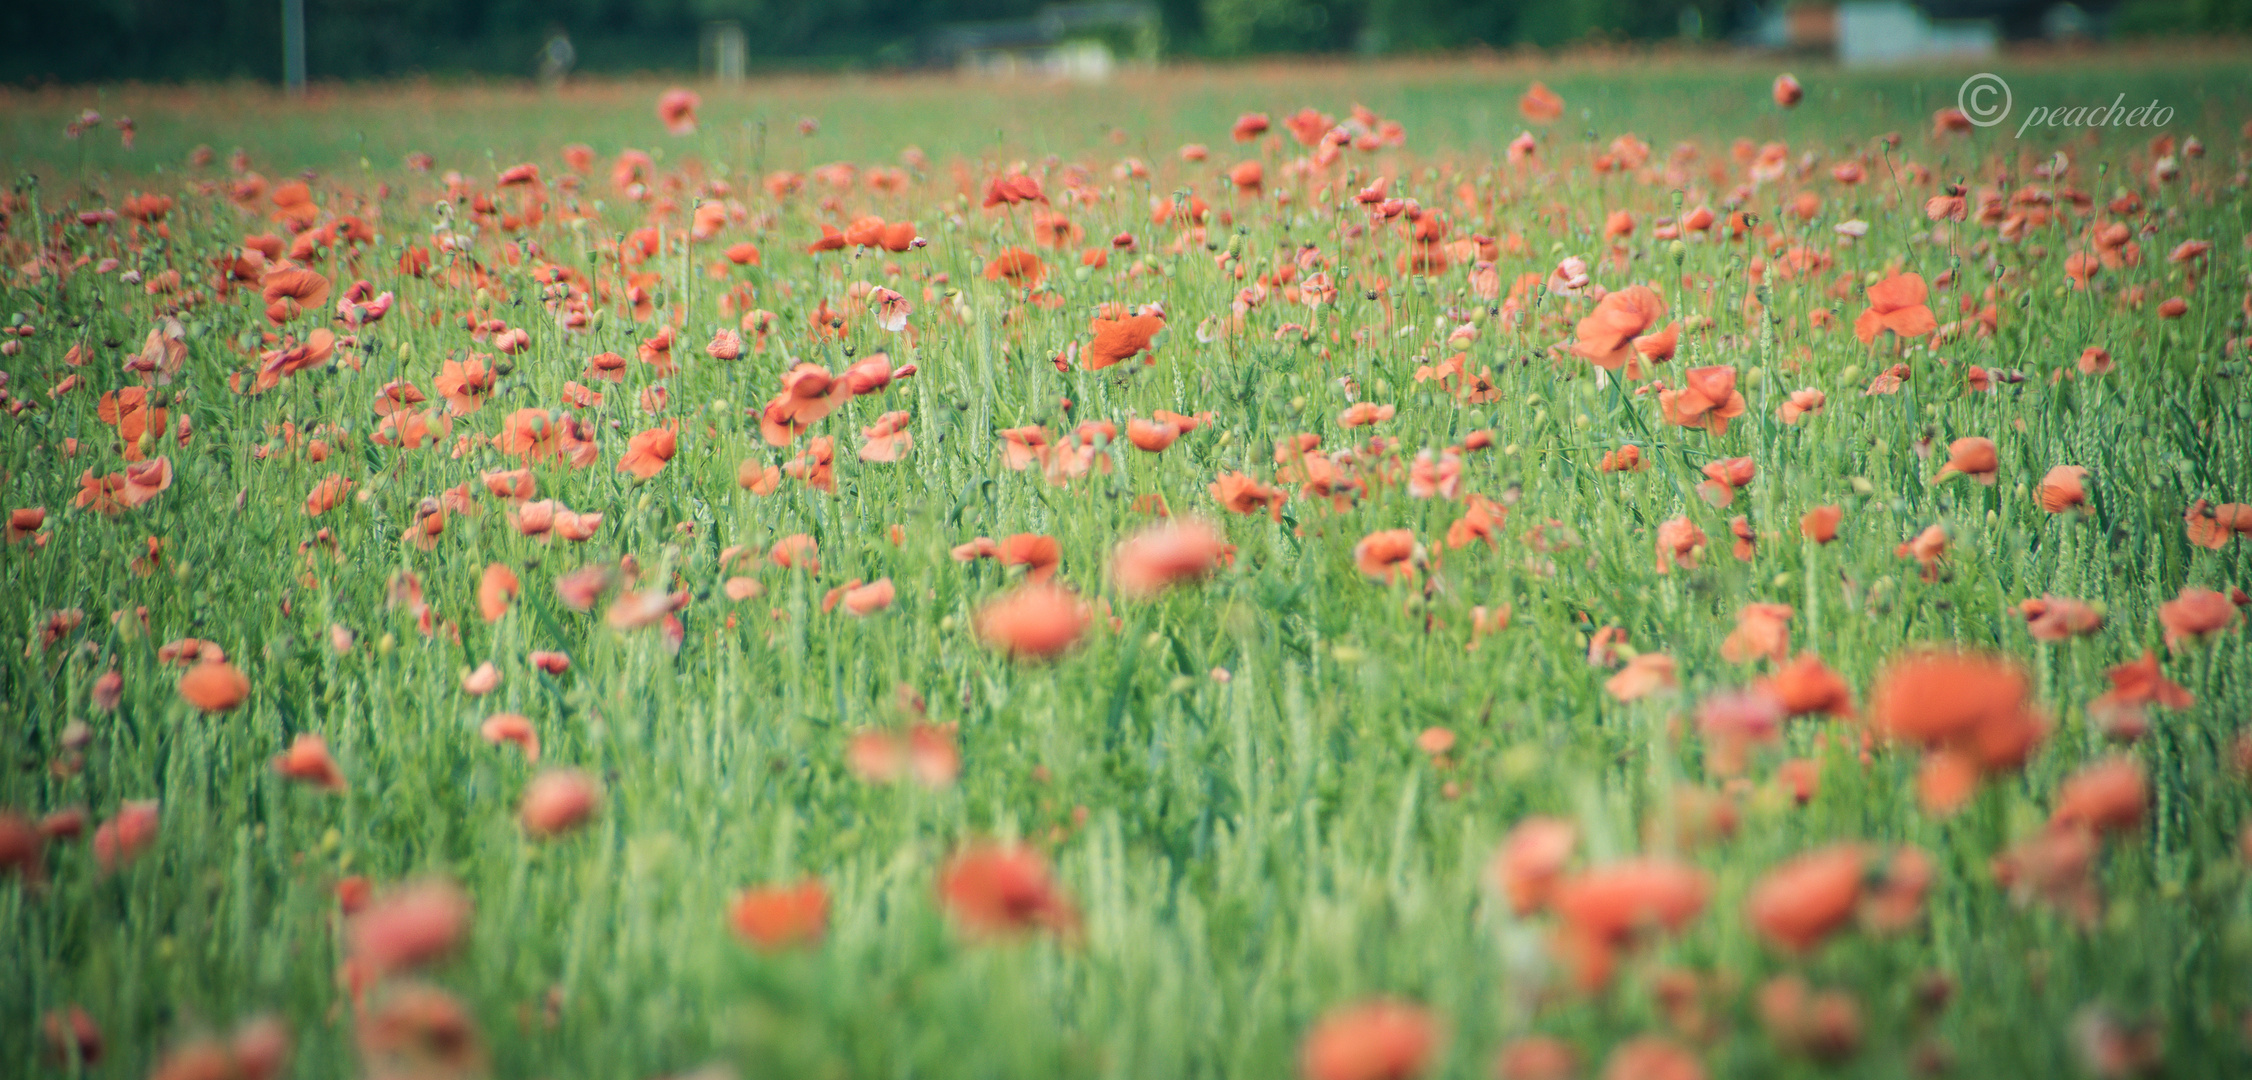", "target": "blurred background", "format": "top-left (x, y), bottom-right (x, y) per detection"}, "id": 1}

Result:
top-left (2, 0), bottom-right (2244, 85)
